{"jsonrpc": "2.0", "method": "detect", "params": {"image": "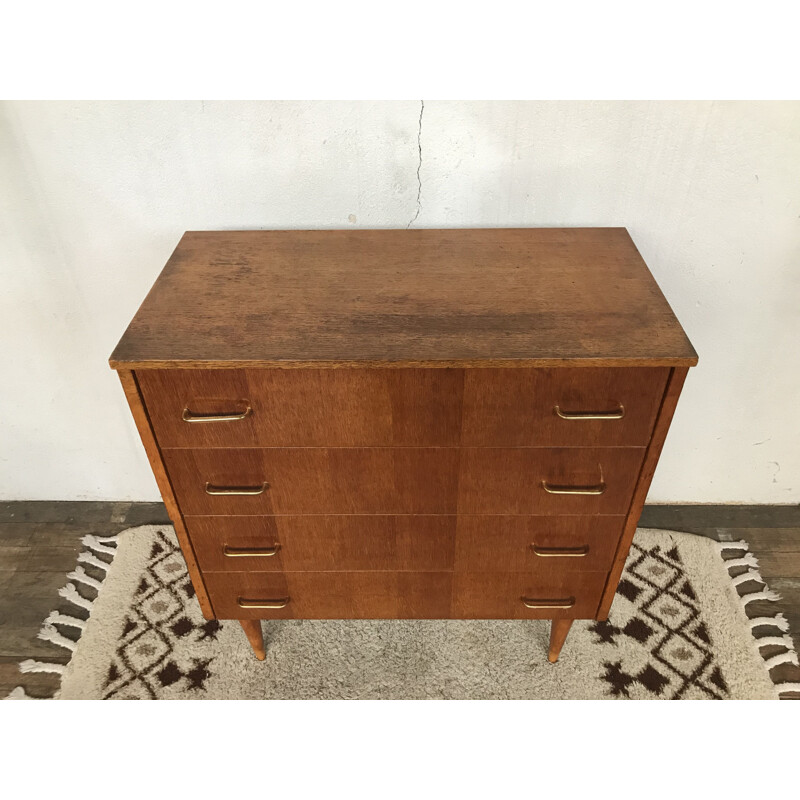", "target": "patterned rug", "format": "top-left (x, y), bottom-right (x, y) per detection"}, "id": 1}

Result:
top-left (6, 525), bottom-right (799, 699)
